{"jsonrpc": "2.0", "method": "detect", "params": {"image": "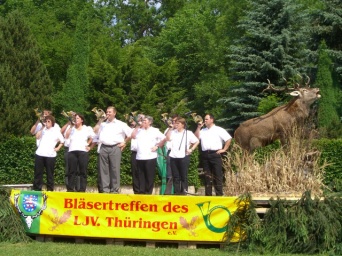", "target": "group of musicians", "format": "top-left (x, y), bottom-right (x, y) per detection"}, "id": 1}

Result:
top-left (30, 107), bottom-right (232, 196)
